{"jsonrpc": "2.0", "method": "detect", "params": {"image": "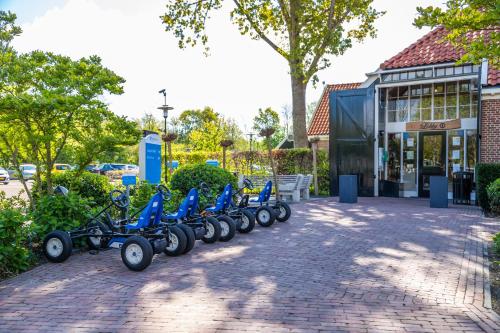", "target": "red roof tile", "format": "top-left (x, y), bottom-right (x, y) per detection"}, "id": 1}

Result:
top-left (381, 26), bottom-right (499, 86)
top-left (307, 83), bottom-right (362, 136)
